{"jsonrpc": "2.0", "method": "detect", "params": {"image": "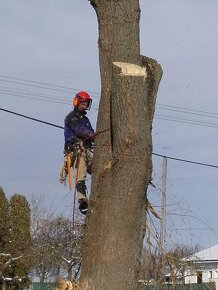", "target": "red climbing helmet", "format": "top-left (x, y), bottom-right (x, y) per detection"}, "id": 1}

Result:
top-left (73, 91), bottom-right (92, 110)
